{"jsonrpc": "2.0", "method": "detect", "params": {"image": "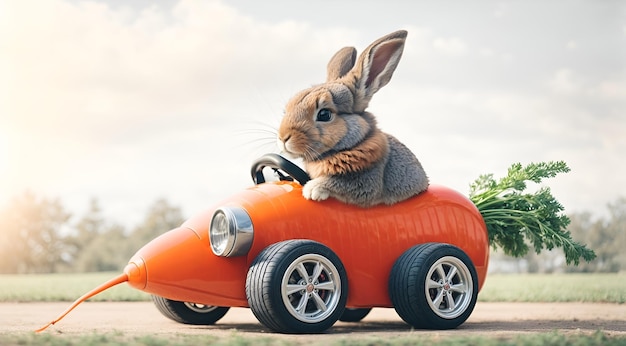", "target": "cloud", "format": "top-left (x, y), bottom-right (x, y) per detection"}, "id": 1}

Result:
top-left (432, 37), bottom-right (468, 56)
top-left (3, 0), bottom-right (357, 139)
top-left (493, 3), bottom-right (508, 19)
top-left (2, 1), bottom-right (357, 135)
top-left (566, 40), bottom-right (578, 50)
top-left (547, 68), bottom-right (584, 95)
top-left (0, 0), bottom-right (359, 221)
top-left (594, 78), bottom-right (626, 100)
top-left (1, 0), bottom-right (624, 225)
